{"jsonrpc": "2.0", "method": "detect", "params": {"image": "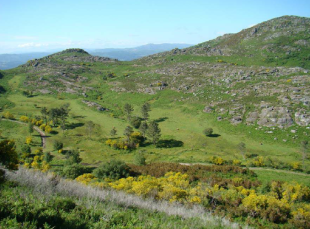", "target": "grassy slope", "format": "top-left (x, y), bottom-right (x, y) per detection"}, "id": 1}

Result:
top-left (2, 70), bottom-right (309, 184)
